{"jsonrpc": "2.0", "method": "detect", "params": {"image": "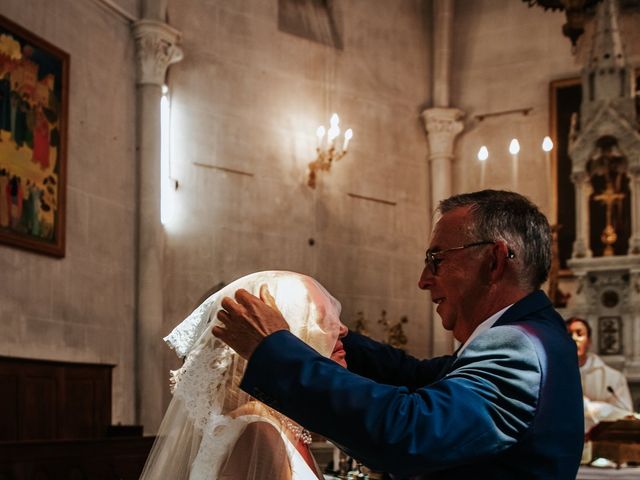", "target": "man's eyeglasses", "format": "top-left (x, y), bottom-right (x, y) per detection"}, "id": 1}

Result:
top-left (424, 241), bottom-right (495, 275)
